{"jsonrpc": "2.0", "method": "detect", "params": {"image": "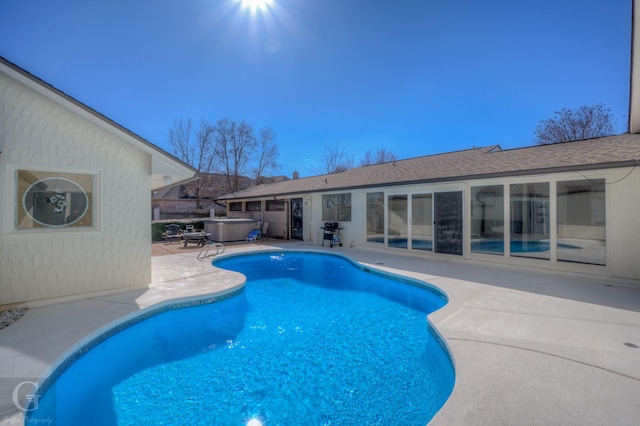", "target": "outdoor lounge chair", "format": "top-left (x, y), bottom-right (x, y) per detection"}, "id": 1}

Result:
top-left (246, 229), bottom-right (261, 243)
